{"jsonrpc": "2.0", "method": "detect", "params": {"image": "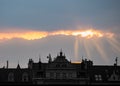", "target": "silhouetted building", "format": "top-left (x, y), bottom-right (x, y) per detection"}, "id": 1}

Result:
top-left (0, 51), bottom-right (120, 85)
